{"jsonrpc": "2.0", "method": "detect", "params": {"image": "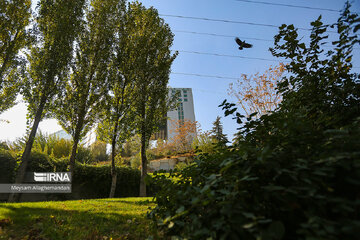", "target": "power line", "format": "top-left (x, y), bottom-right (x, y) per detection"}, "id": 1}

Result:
top-left (160, 14), bottom-right (325, 32)
top-left (177, 50), bottom-right (288, 62)
top-left (176, 50), bottom-right (360, 68)
top-left (174, 30), bottom-right (273, 42)
top-left (172, 69), bottom-right (360, 82)
top-left (235, 0), bottom-right (341, 13)
top-left (171, 72), bottom-right (239, 80)
top-left (161, 14), bottom-right (306, 31)
top-left (174, 30), bottom-right (360, 50)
